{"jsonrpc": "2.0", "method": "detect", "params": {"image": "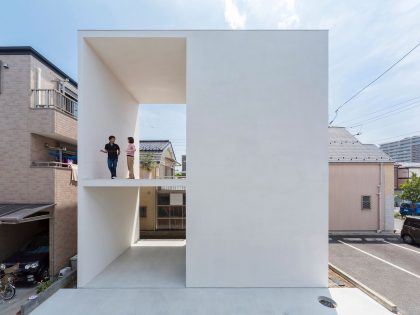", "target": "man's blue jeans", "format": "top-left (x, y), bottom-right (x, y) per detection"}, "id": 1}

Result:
top-left (107, 158), bottom-right (118, 177)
